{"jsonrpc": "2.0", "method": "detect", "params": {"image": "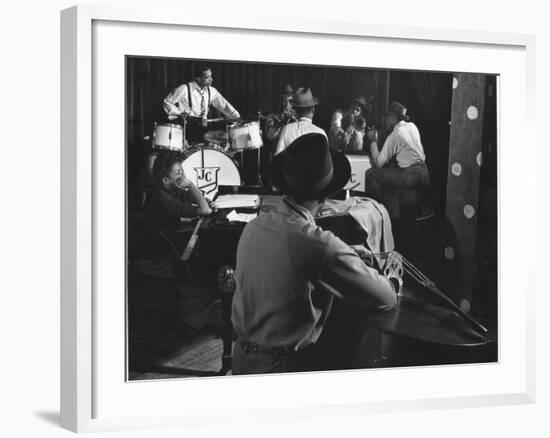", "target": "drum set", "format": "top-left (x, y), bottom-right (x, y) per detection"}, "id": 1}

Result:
top-left (146, 116), bottom-right (264, 200)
